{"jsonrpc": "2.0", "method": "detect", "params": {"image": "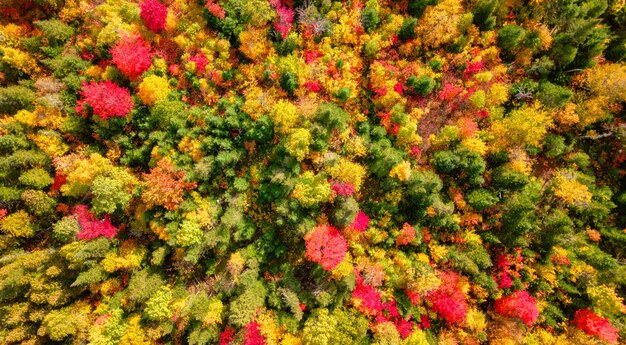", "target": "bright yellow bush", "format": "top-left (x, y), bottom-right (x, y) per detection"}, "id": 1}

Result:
top-left (137, 75), bottom-right (171, 105)
top-left (552, 170), bottom-right (593, 206)
top-left (0, 210), bottom-right (34, 238)
top-left (269, 99), bottom-right (299, 134)
top-left (326, 158), bottom-right (367, 191)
